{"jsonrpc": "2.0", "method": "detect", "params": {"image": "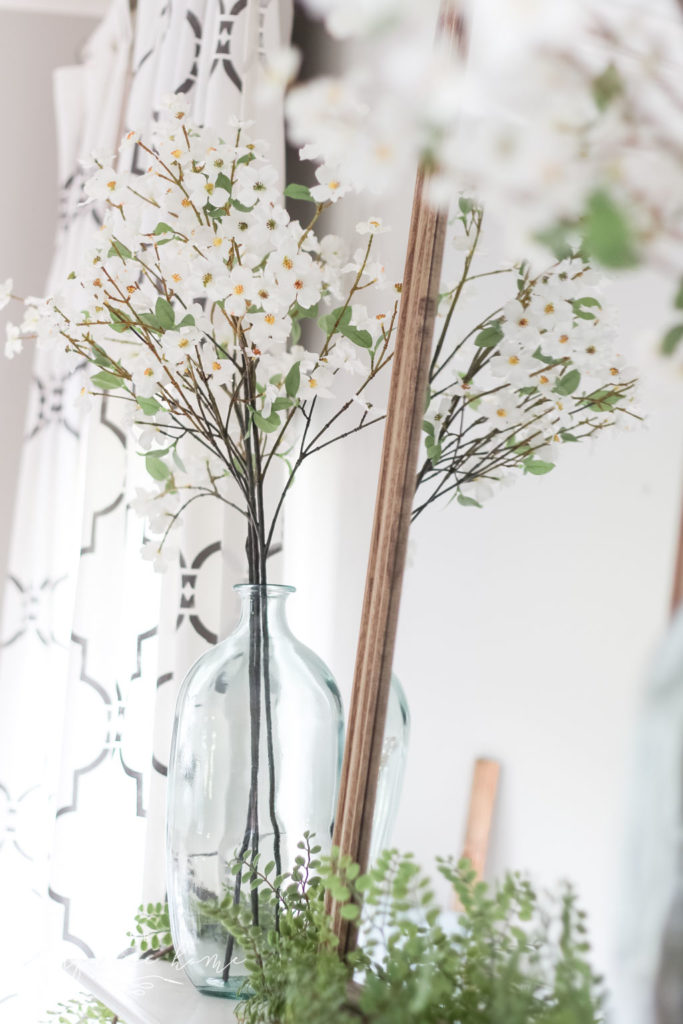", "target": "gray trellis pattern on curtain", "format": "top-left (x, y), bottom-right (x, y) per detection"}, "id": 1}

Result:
top-left (0, 1), bottom-right (291, 1019)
